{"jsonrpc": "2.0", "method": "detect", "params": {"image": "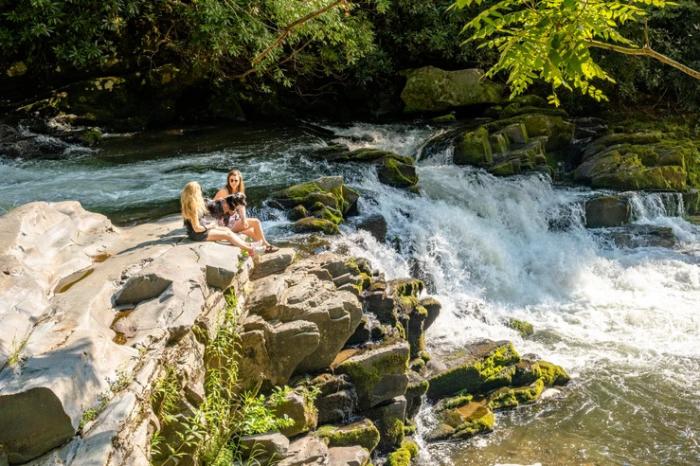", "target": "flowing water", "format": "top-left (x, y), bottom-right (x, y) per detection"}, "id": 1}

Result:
top-left (2, 121), bottom-right (699, 465)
